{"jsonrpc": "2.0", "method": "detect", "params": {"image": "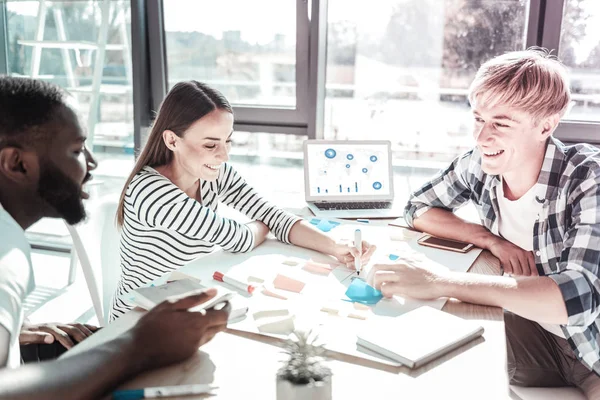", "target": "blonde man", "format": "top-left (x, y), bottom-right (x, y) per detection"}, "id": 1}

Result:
top-left (368, 49), bottom-right (600, 396)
